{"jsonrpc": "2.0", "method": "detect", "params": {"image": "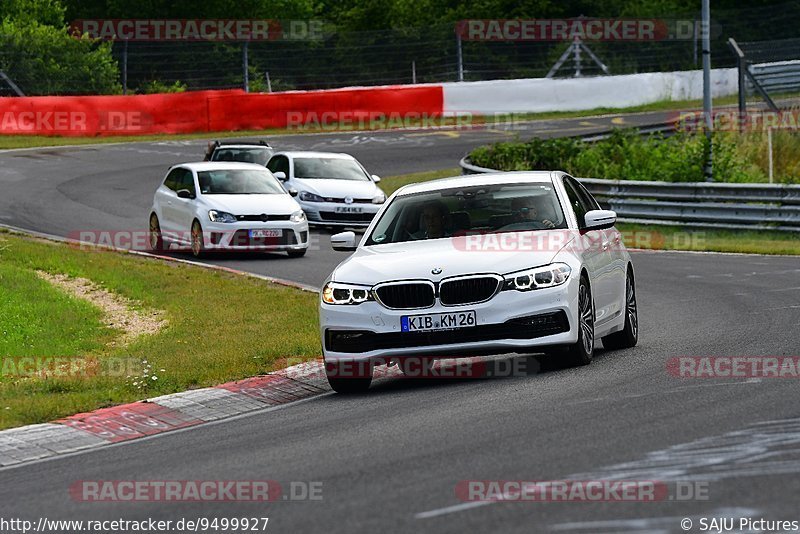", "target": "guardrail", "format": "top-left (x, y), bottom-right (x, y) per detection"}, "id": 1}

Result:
top-left (459, 156), bottom-right (800, 232)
